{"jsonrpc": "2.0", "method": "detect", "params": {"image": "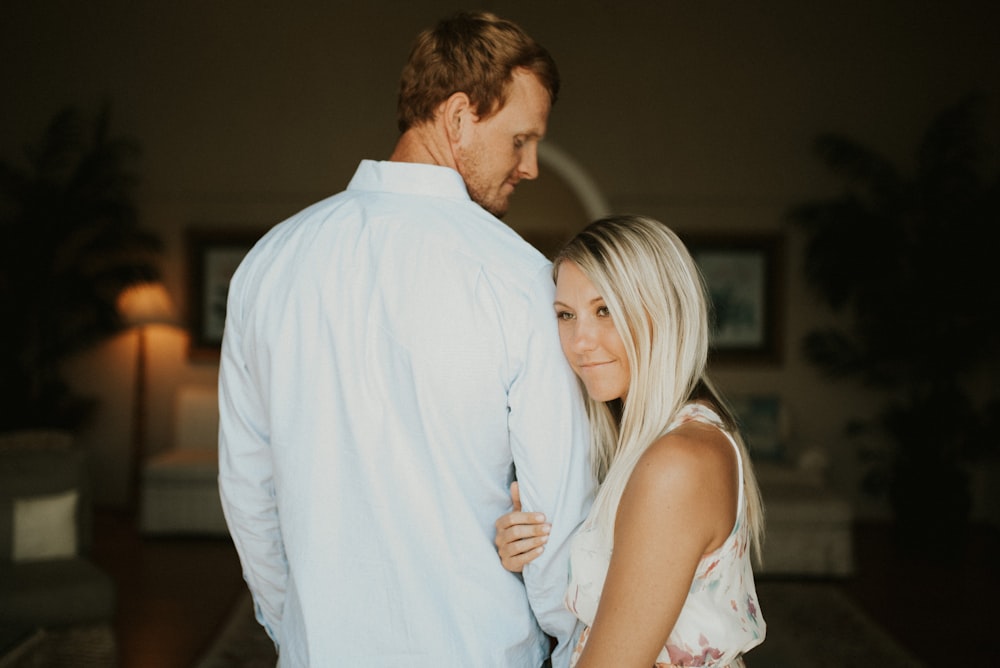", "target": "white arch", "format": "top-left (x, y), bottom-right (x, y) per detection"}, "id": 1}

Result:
top-left (538, 142), bottom-right (611, 220)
